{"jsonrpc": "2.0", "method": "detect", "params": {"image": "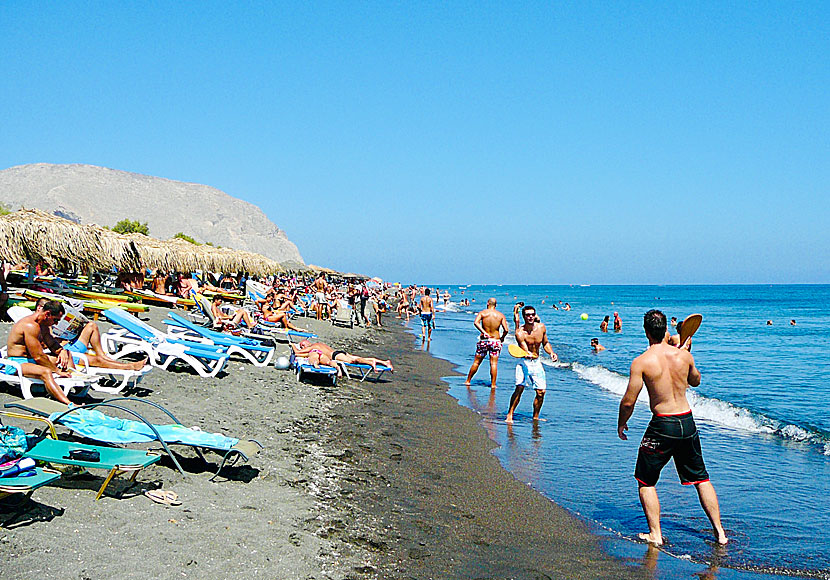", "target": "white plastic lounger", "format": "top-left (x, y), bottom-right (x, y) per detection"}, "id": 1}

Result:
top-left (101, 308), bottom-right (230, 378)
